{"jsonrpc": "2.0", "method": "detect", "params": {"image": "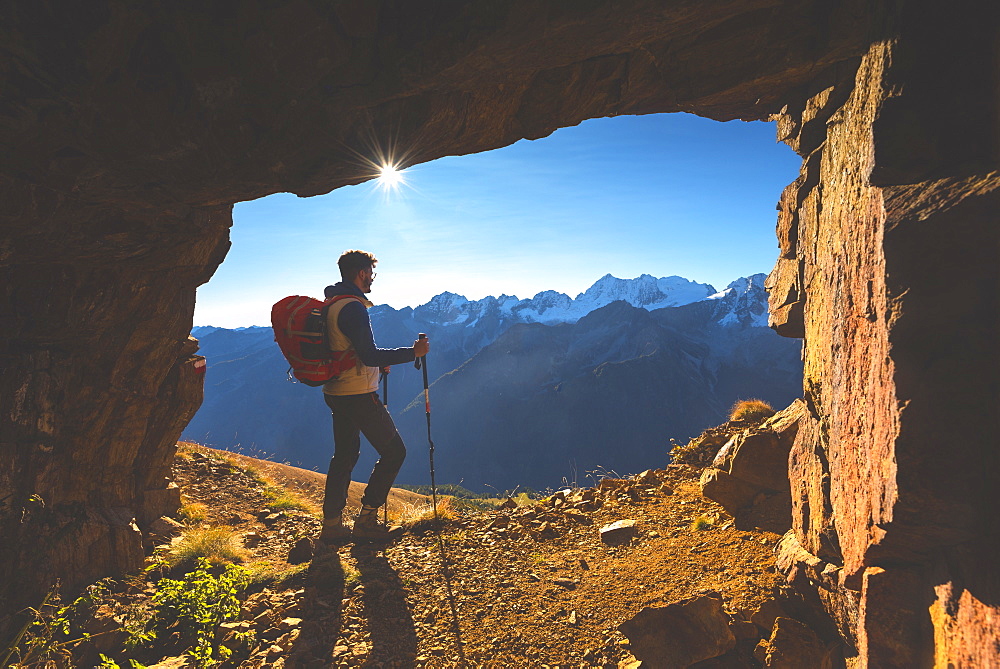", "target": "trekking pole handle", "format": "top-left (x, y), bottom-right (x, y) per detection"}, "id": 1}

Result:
top-left (414, 333), bottom-right (426, 369)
